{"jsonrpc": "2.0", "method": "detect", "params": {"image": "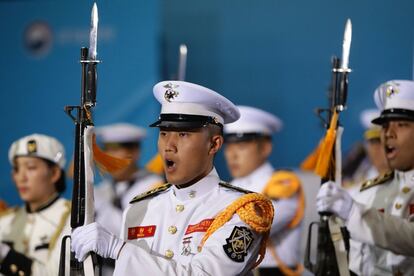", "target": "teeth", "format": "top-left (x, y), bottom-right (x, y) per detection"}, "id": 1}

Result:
top-left (166, 160), bottom-right (174, 167)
